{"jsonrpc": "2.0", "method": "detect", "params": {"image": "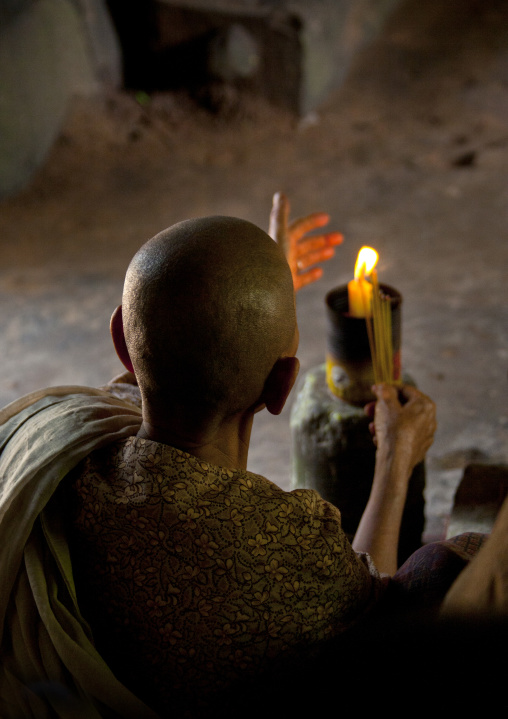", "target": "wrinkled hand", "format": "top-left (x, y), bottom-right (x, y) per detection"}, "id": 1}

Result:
top-left (365, 384), bottom-right (437, 470)
top-left (269, 191), bottom-right (343, 291)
